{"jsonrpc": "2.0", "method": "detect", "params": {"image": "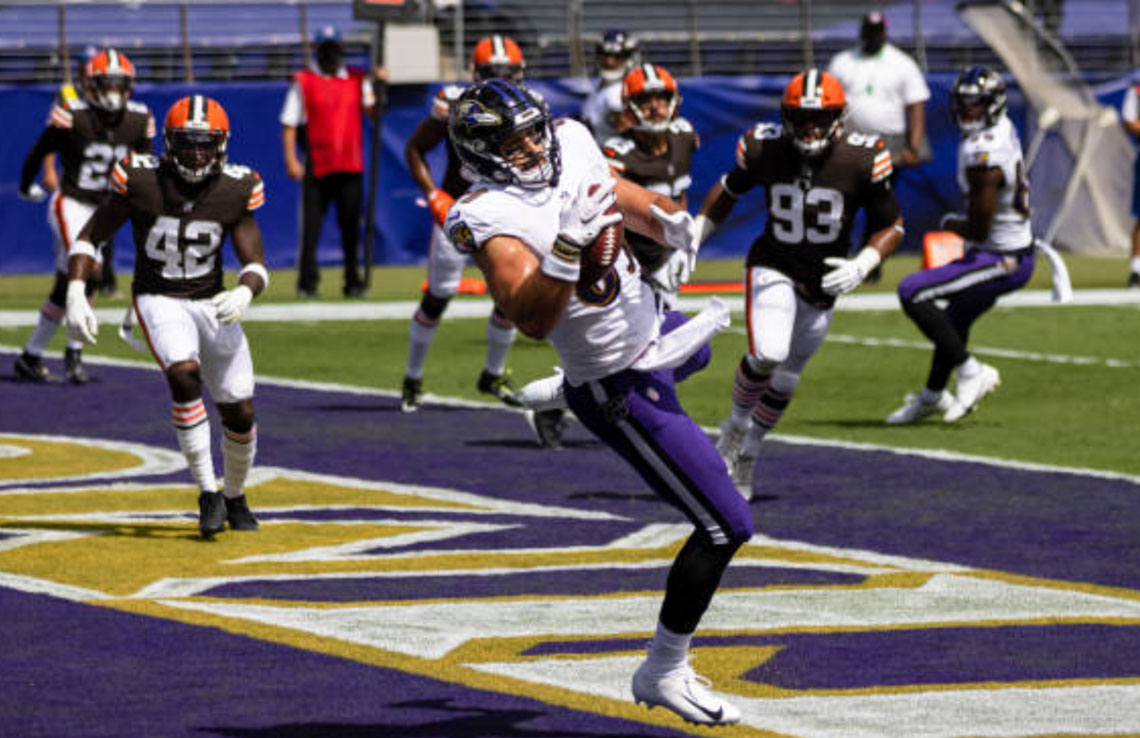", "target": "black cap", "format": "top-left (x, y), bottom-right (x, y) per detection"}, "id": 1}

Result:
top-left (861, 11), bottom-right (887, 33)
